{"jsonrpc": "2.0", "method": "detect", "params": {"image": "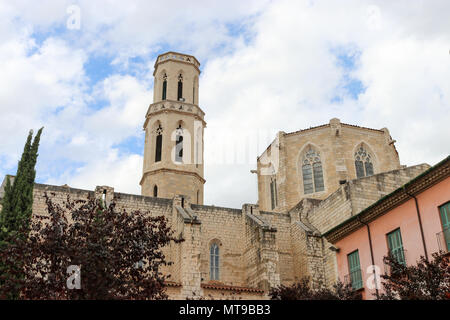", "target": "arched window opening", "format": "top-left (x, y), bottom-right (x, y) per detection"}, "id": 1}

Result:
top-left (177, 74), bottom-right (183, 101)
top-left (153, 185), bottom-right (158, 197)
top-left (355, 146), bottom-right (374, 178)
top-left (162, 73), bottom-right (167, 100)
top-left (270, 177), bottom-right (278, 210)
top-left (175, 124), bottom-right (183, 162)
top-left (195, 127), bottom-right (202, 168)
top-left (302, 147), bottom-right (324, 194)
top-left (155, 124), bottom-right (163, 162)
top-left (210, 243), bottom-right (219, 280)
top-left (197, 190), bottom-right (200, 204)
